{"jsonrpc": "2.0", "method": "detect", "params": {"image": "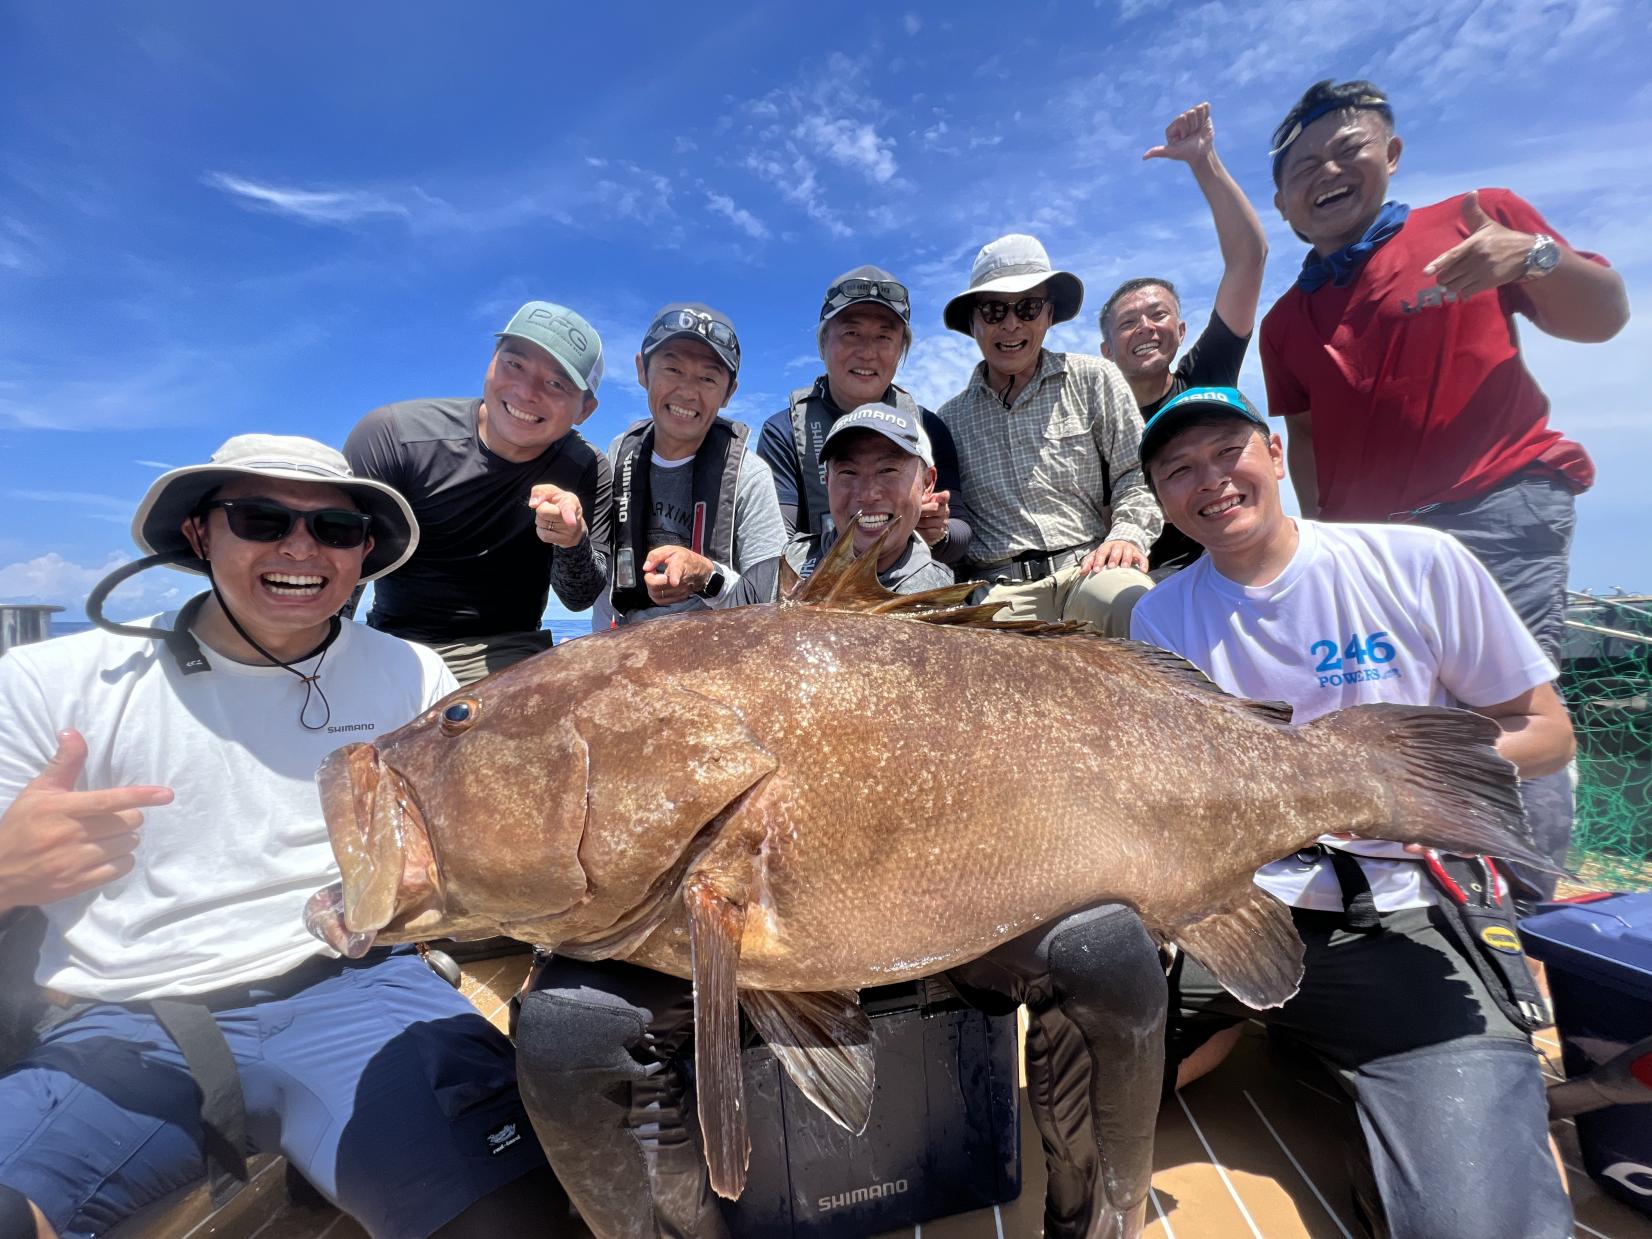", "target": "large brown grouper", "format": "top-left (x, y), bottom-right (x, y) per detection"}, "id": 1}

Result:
top-left (303, 535), bottom-right (1551, 1199)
